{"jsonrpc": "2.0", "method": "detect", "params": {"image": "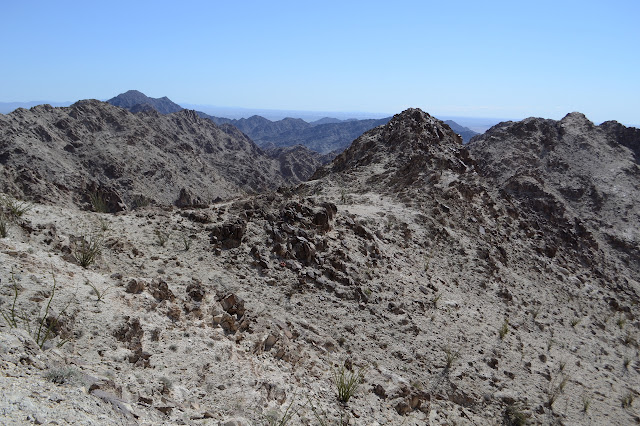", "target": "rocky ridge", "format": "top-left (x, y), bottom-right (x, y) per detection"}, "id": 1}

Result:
top-left (0, 100), bottom-right (318, 210)
top-left (0, 108), bottom-right (638, 425)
